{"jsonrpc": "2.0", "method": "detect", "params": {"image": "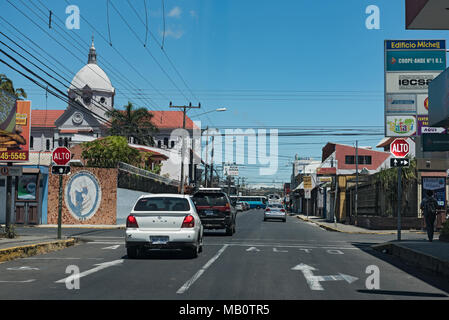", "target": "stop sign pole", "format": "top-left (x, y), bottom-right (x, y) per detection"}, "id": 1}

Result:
top-left (52, 147), bottom-right (71, 239)
top-left (390, 139), bottom-right (410, 241)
